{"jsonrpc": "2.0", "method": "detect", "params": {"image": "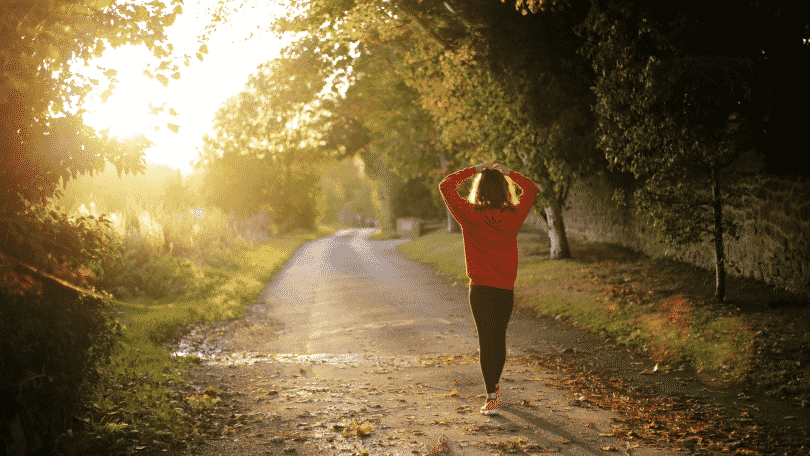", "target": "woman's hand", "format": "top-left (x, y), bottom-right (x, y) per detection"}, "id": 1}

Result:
top-left (474, 163), bottom-right (491, 173)
top-left (492, 163), bottom-right (511, 175)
